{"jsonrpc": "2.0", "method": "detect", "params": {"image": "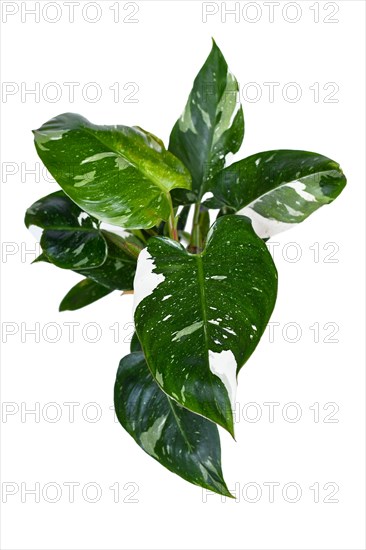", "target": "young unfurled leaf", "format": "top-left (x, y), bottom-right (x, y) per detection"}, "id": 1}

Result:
top-left (25, 191), bottom-right (107, 269)
top-left (134, 215), bottom-right (277, 436)
top-left (114, 352), bottom-right (233, 497)
top-left (205, 150), bottom-right (346, 238)
top-left (59, 278), bottom-right (113, 311)
top-left (169, 40), bottom-right (244, 203)
top-left (33, 113), bottom-right (192, 229)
